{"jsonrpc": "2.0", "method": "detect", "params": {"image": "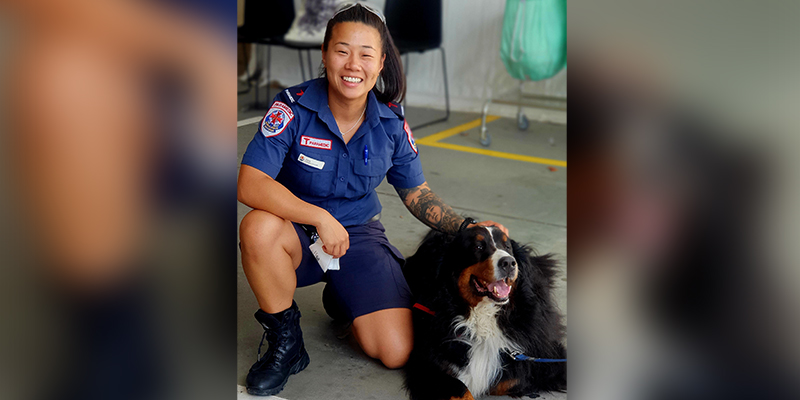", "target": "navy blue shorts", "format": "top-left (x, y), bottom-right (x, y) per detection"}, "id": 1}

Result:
top-left (292, 220), bottom-right (412, 321)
